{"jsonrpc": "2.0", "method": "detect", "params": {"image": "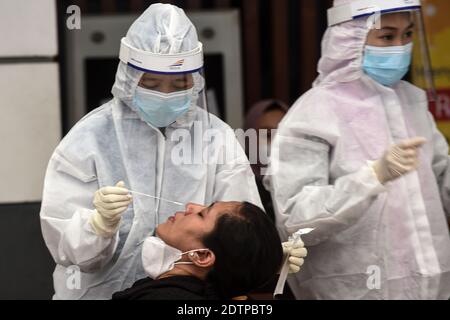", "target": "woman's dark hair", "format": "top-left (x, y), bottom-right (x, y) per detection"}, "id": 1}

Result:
top-left (264, 101), bottom-right (288, 114)
top-left (202, 202), bottom-right (283, 299)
